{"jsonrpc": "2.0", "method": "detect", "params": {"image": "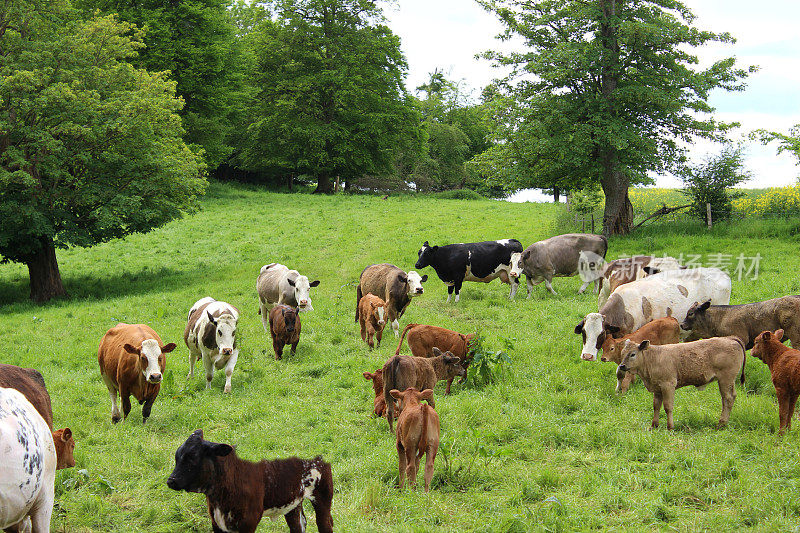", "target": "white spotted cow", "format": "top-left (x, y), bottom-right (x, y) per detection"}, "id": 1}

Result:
top-left (256, 263), bottom-right (320, 314)
top-left (184, 297), bottom-right (240, 393)
top-left (575, 267), bottom-right (731, 361)
top-left (0, 387), bottom-right (56, 533)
